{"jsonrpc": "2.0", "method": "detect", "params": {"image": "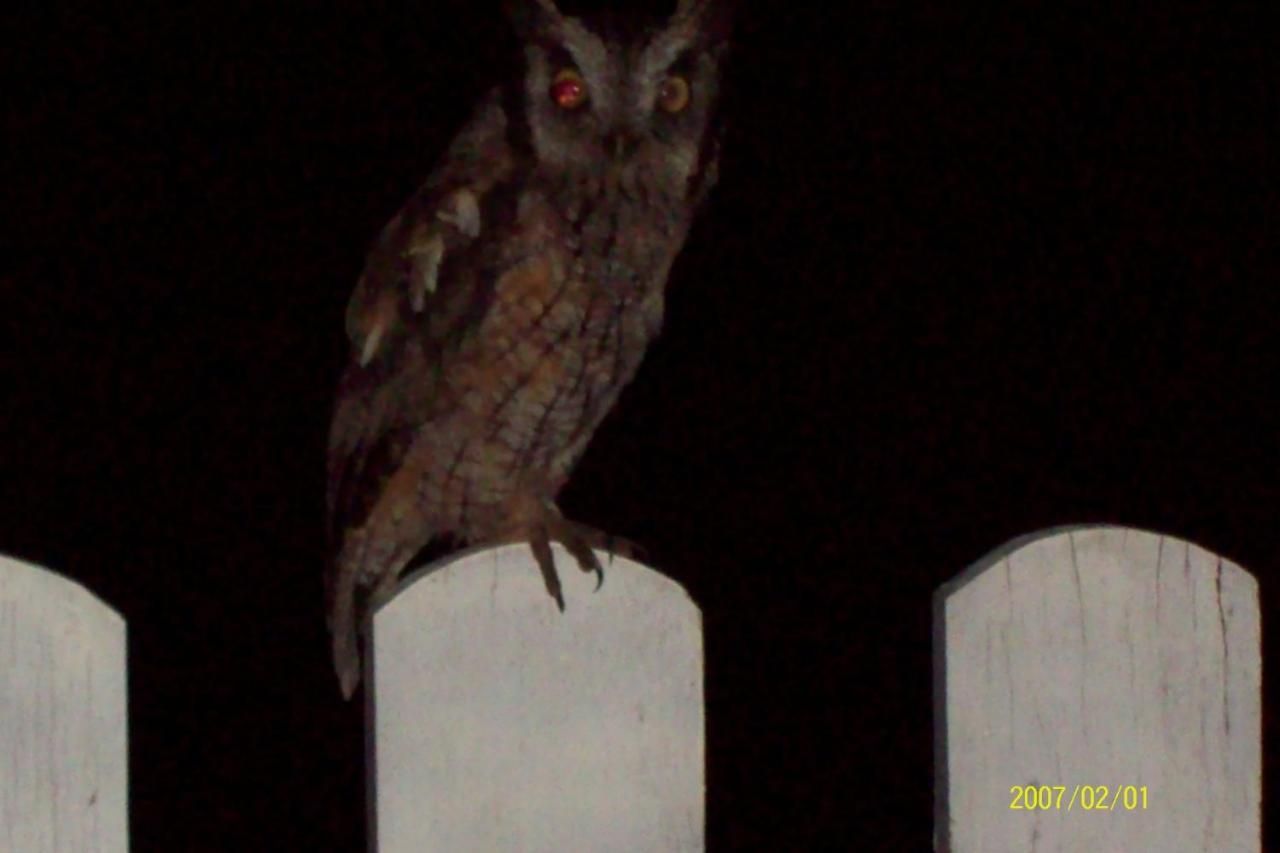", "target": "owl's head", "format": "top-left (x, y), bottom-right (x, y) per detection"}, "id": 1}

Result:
top-left (506, 0), bottom-right (730, 202)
